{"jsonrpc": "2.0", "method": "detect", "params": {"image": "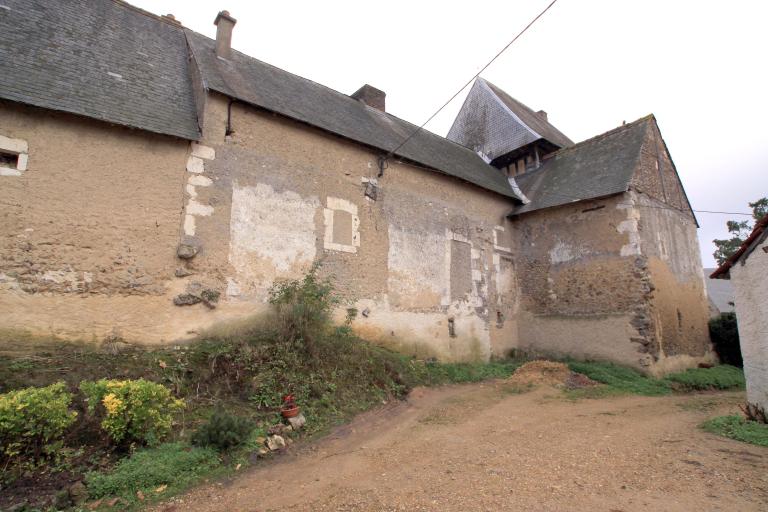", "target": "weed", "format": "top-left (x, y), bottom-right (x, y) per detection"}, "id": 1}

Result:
top-left (701, 415), bottom-right (768, 447)
top-left (192, 408), bottom-right (252, 452)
